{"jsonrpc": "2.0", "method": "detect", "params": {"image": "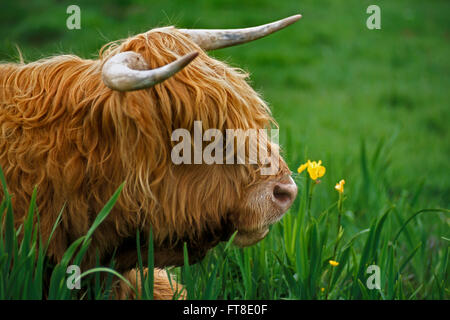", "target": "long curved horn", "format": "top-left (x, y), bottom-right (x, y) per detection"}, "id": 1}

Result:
top-left (102, 51), bottom-right (199, 91)
top-left (179, 14), bottom-right (302, 50)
